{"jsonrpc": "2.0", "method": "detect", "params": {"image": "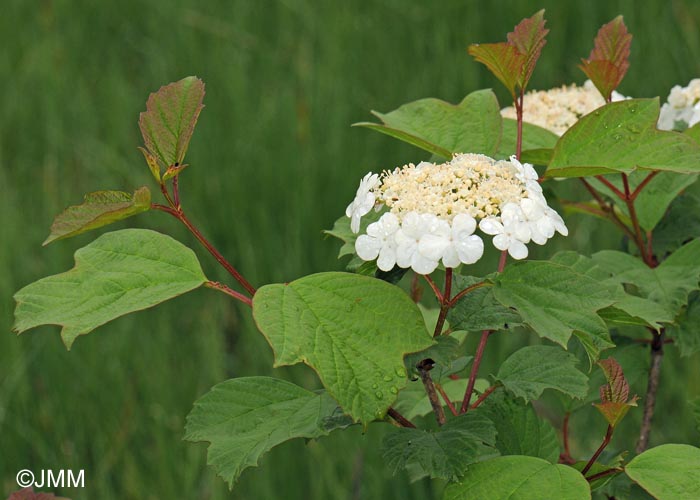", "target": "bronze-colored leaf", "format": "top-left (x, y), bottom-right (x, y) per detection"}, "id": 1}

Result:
top-left (580, 16), bottom-right (632, 101)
